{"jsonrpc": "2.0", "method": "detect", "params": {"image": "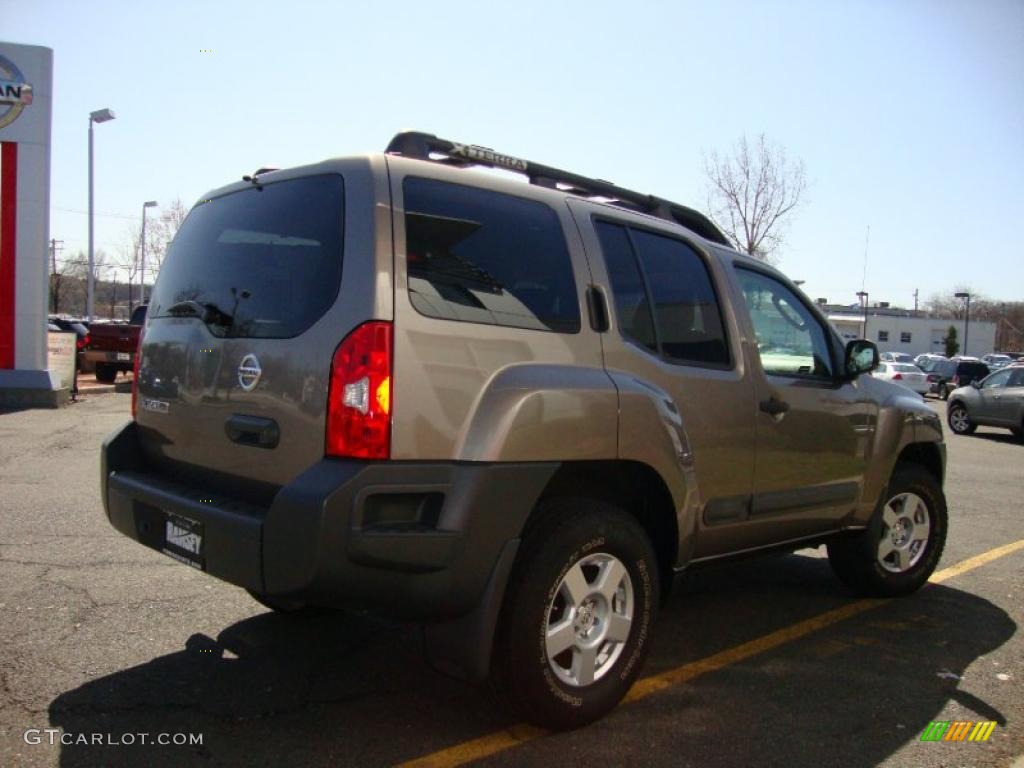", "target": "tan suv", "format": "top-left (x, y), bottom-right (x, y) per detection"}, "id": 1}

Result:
top-left (101, 132), bottom-right (948, 729)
